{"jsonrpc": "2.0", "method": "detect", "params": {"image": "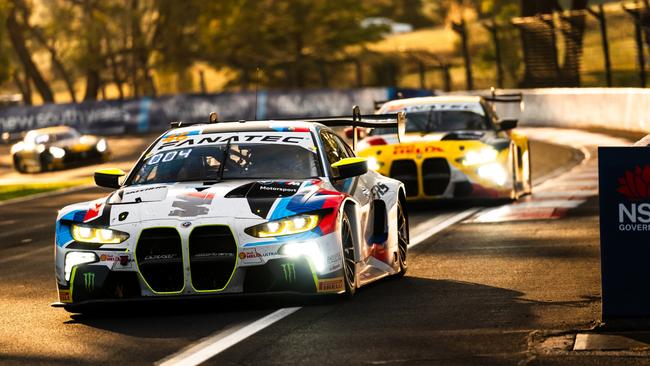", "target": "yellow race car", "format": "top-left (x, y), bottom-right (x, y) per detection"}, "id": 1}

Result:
top-left (356, 96), bottom-right (531, 201)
